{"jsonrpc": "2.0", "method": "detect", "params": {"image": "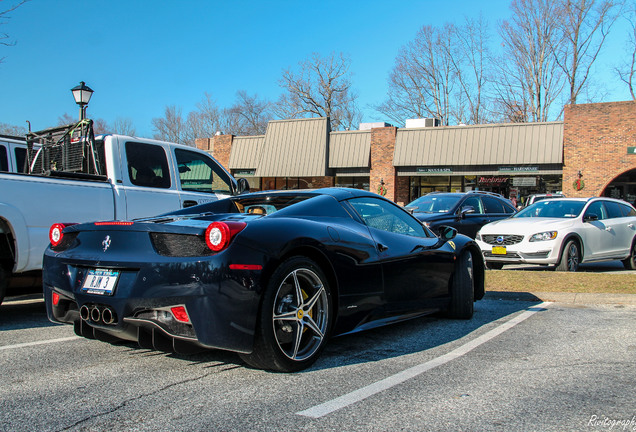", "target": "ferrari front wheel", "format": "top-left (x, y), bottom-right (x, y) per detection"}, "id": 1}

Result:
top-left (241, 257), bottom-right (332, 372)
